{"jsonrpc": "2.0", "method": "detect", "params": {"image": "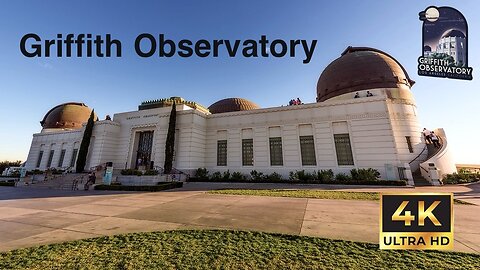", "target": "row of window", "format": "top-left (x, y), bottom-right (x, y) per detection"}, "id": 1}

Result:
top-left (217, 134), bottom-right (354, 167)
top-left (36, 148), bottom-right (78, 168)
